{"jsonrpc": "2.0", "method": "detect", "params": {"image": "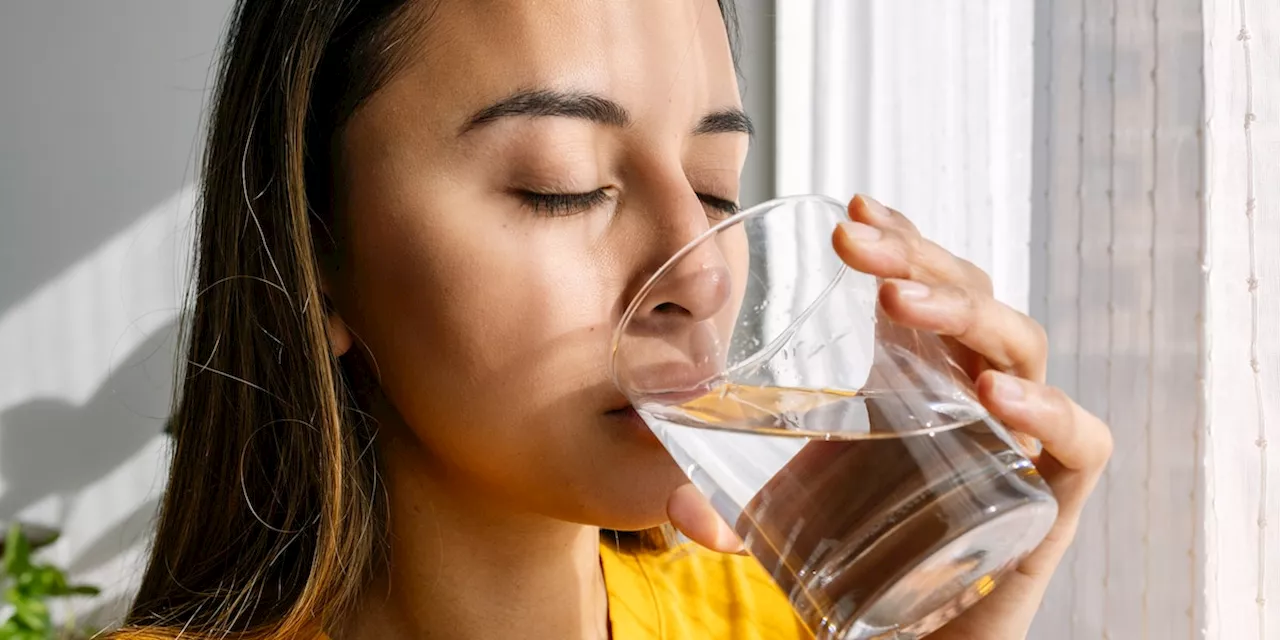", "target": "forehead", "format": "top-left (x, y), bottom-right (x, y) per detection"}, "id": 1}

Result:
top-left (393, 0), bottom-right (739, 130)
